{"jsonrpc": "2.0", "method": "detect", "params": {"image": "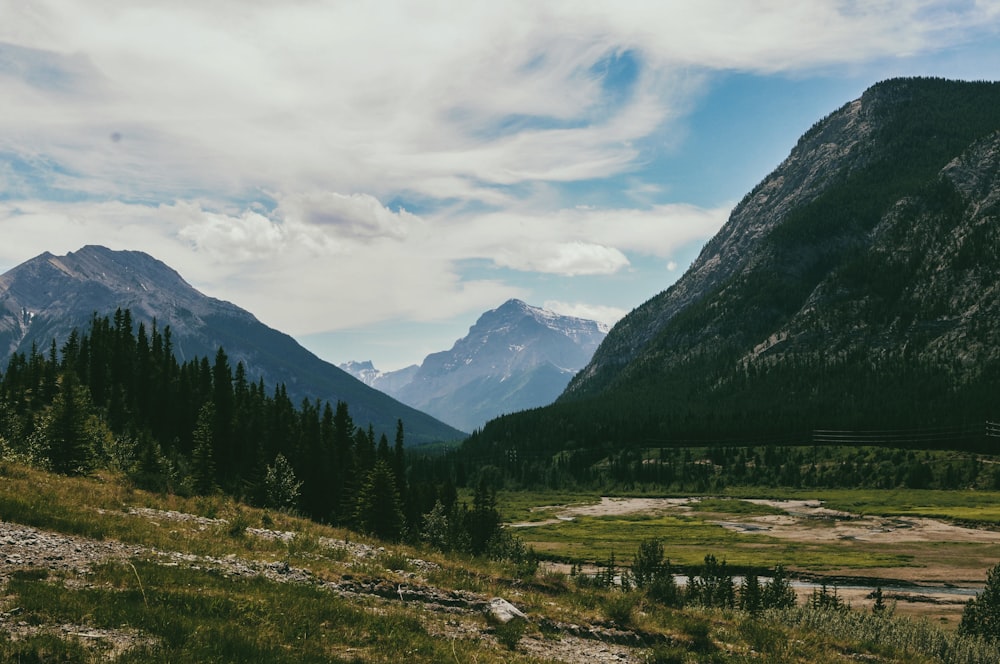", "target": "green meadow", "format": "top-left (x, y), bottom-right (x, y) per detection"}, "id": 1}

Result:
top-left (504, 489), bottom-right (1000, 574)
